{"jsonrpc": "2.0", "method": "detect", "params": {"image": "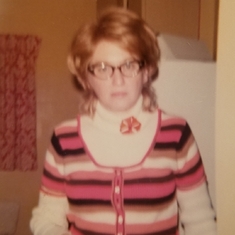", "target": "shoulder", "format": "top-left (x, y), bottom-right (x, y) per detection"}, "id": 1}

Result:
top-left (50, 118), bottom-right (85, 157)
top-left (53, 118), bottom-right (78, 136)
top-left (159, 109), bottom-right (188, 128)
top-left (157, 109), bottom-right (193, 147)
